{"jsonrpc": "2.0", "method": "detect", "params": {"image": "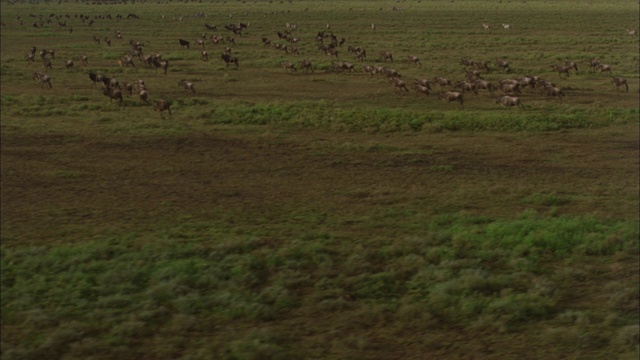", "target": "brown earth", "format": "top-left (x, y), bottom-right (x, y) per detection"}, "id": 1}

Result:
top-left (2, 124), bottom-right (638, 247)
